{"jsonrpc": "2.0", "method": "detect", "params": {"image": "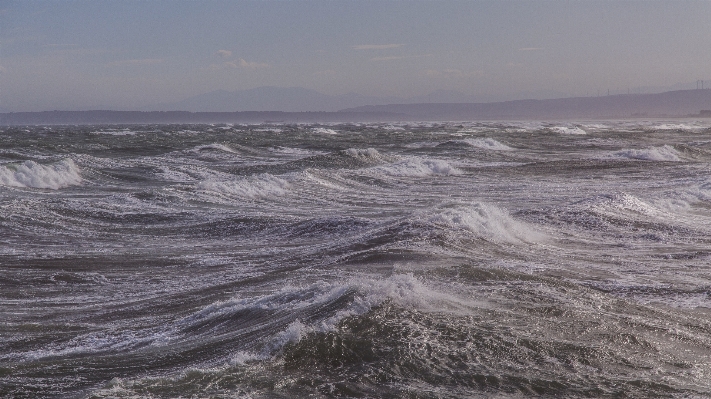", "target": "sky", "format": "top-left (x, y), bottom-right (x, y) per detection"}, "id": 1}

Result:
top-left (1, 0), bottom-right (710, 112)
